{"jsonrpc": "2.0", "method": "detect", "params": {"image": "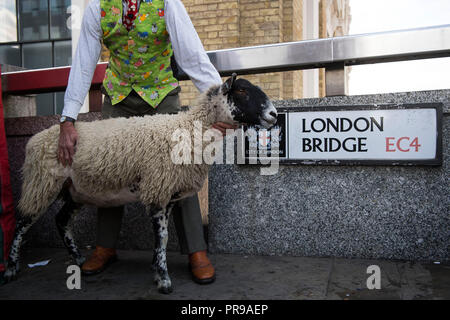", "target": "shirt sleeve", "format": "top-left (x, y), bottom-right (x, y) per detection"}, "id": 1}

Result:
top-left (62, 0), bottom-right (102, 120)
top-left (164, 0), bottom-right (222, 93)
